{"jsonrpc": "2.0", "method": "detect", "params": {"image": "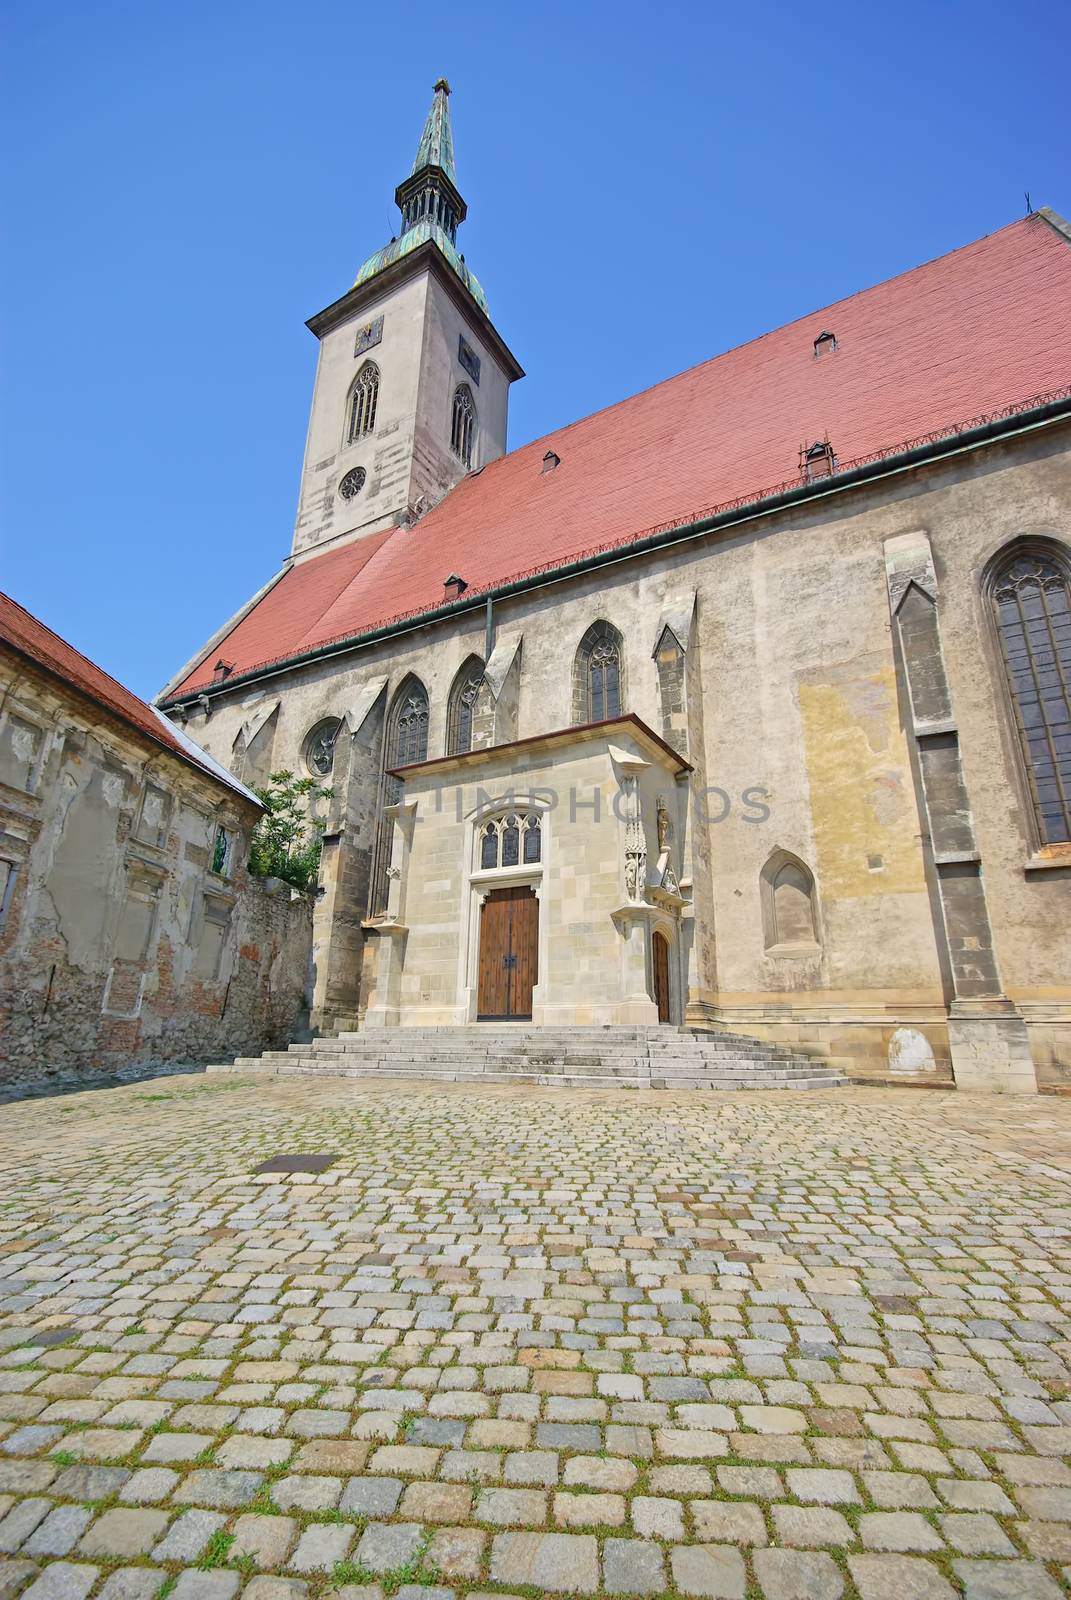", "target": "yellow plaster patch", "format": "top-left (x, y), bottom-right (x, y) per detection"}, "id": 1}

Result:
top-left (799, 669), bottom-right (925, 899)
